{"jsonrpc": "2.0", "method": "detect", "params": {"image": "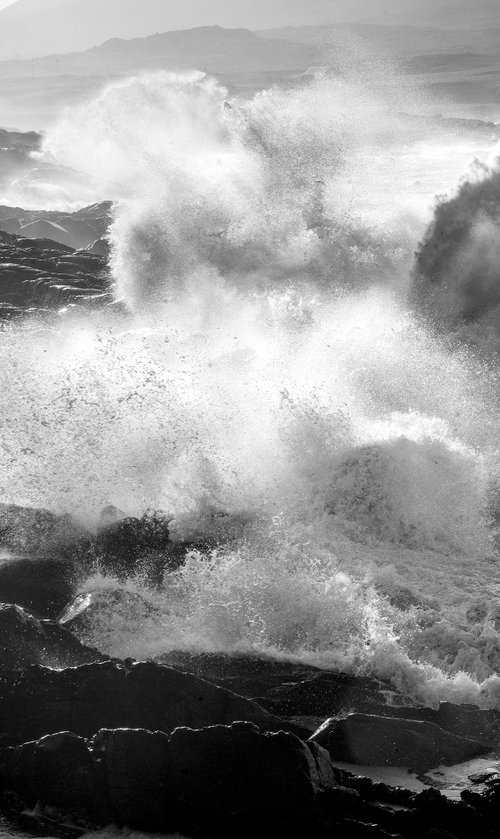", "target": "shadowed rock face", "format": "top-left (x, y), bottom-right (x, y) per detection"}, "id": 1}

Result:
top-left (0, 603), bottom-right (105, 670)
top-left (310, 713), bottom-right (488, 773)
top-left (159, 652), bottom-right (500, 749)
top-left (0, 731), bottom-right (111, 826)
top-left (95, 723), bottom-right (333, 831)
top-left (2, 723), bottom-right (500, 839)
top-left (0, 659), bottom-right (298, 748)
top-left (0, 723), bottom-right (333, 834)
